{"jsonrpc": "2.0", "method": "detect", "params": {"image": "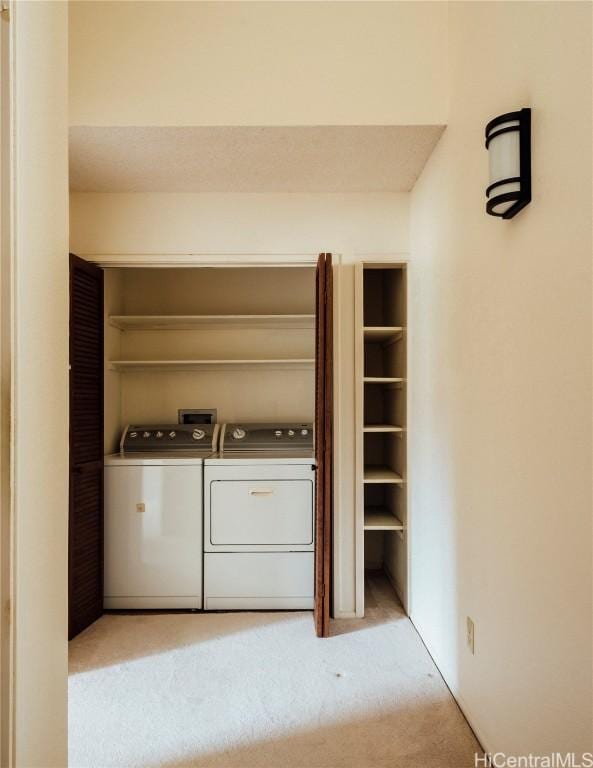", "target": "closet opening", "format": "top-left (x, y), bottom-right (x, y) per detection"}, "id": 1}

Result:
top-left (69, 259), bottom-right (334, 640)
